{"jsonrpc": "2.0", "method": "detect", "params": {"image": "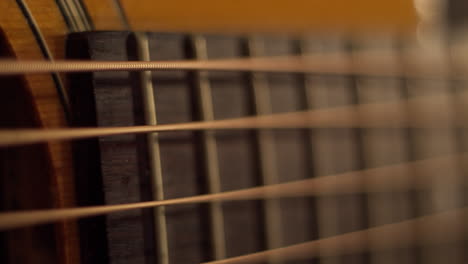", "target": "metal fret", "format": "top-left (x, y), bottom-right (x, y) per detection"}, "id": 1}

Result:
top-left (298, 39), bottom-right (339, 264)
top-left (343, 39), bottom-right (368, 264)
top-left (191, 34), bottom-right (227, 260)
top-left (354, 36), bottom-right (412, 264)
top-left (134, 33), bottom-right (169, 264)
top-left (246, 37), bottom-right (283, 256)
top-left (299, 37), bottom-right (365, 264)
